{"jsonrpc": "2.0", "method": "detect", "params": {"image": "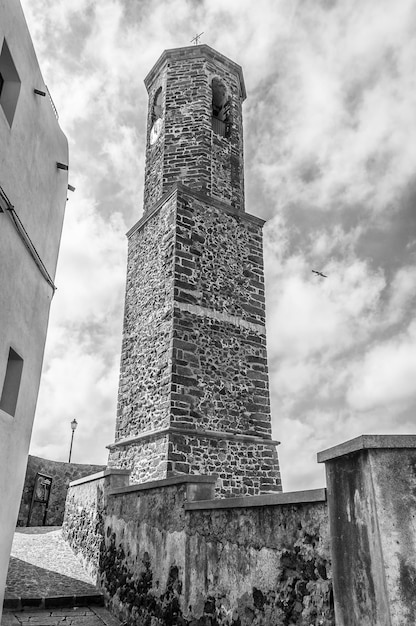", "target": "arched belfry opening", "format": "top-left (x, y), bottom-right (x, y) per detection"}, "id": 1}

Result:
top-left (211, 77), bottom-right (230, 137)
